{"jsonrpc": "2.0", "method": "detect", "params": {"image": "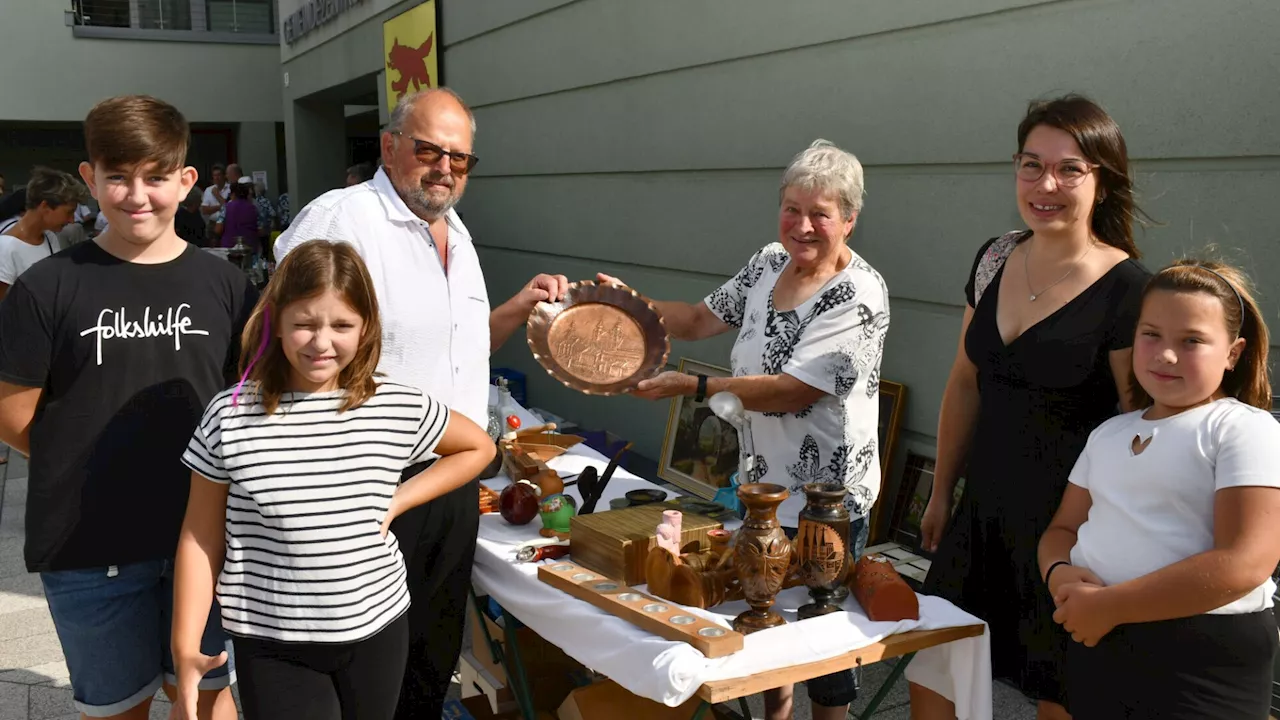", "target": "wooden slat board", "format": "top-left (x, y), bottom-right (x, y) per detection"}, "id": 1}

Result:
top-left (537, 561), bottom-right (744, 658)
top-left (695, 623), bottom-right (986, 703)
